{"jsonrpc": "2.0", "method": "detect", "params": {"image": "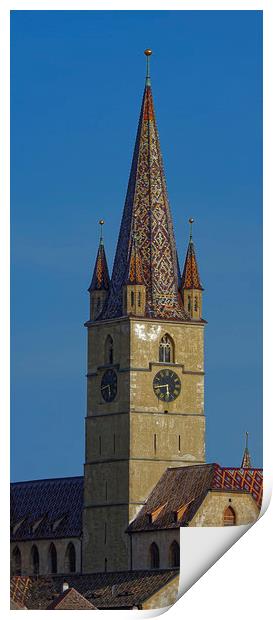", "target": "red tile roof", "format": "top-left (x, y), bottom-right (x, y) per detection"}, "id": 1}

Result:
top-left (47, 587), bottom-right (97, 610)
